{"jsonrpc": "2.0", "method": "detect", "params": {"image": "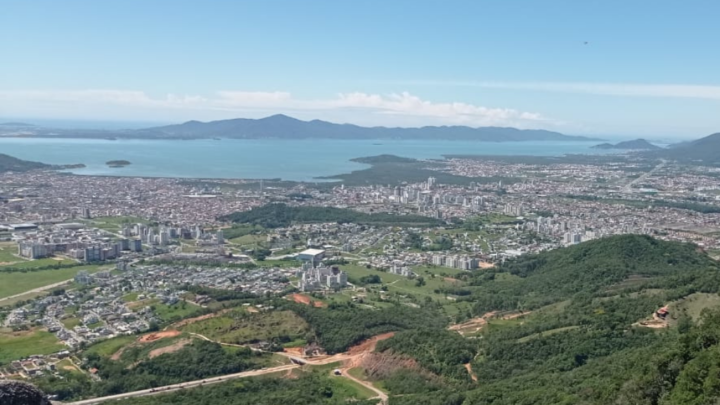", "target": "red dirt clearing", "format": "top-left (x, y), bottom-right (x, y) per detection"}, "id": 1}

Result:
top-left (290, 293), bottom-right (325, 307)
top-left (291, 293), bottom-right (311, 305)
top-left (347, 332), bottom-right (395, 356)
top-left (283, 347), bottom-right (304, 356)
top-left (139, 330), bottom-right (181, 343)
